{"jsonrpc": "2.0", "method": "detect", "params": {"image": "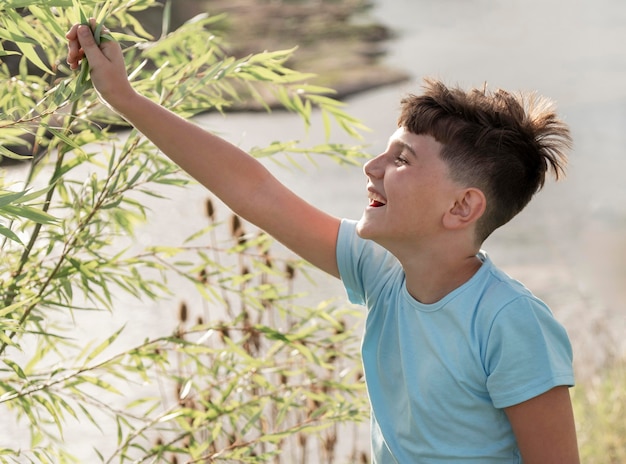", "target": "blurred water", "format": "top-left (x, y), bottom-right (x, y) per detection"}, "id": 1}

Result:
top-left (2, 0), bottom-right (626, 460)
